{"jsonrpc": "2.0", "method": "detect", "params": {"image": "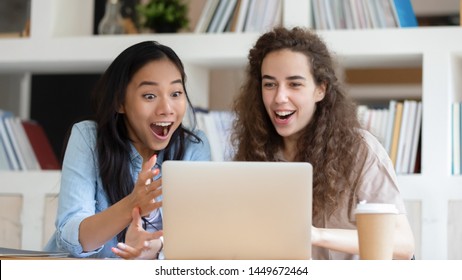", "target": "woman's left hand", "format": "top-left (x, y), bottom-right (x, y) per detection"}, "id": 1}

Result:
top-left (112, 207), bottom-right (163, 259)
